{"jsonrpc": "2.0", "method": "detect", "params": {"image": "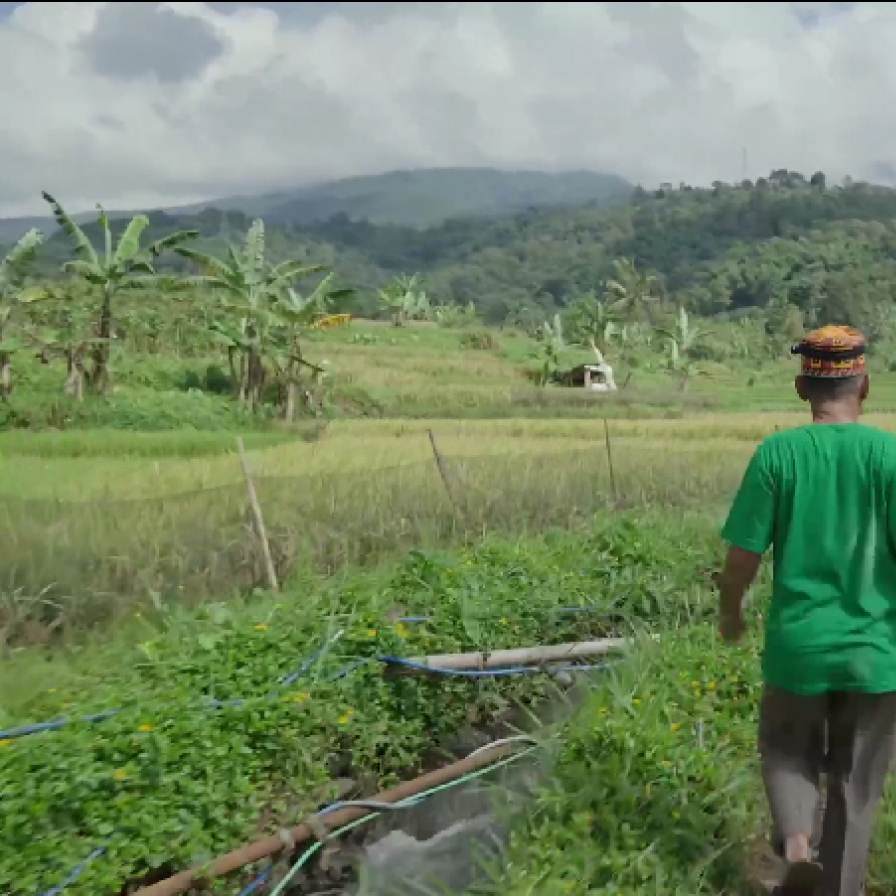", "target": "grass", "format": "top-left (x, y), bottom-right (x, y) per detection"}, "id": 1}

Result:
top-left (10, 317), bottom-right (896, 430)
top-left (0, 424), bottom-right (746, 640)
